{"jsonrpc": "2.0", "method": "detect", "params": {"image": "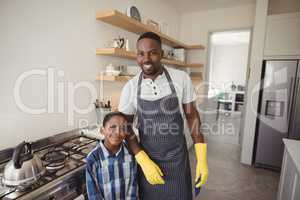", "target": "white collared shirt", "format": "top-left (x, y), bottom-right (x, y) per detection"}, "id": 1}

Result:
top-left (118, 66), bottom-right (196, 116)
